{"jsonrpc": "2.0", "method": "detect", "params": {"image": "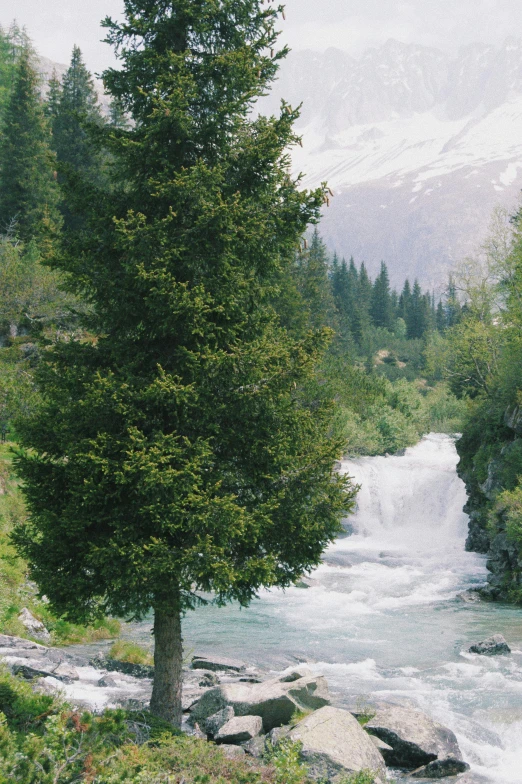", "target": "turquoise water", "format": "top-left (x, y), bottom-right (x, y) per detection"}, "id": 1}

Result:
top-left (125, 435), bottom-right (522, 783)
